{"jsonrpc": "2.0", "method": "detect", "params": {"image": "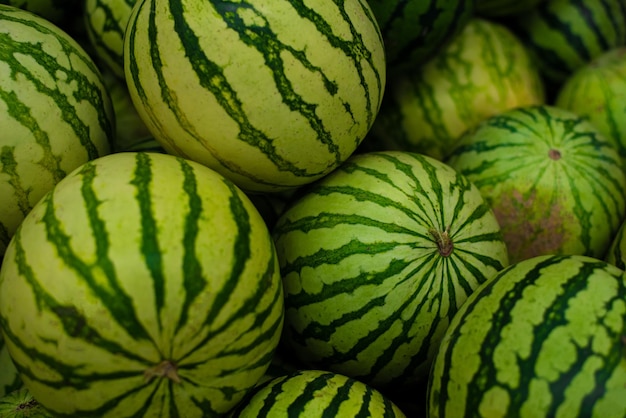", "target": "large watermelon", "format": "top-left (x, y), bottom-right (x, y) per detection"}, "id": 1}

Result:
top-left (446, 105), bottom-right (626, 264)
top-left (0, 4), bottom-right (113, 258)
top-left (365, 18), bottom-right (544, 161)
top-left (0, 152), bottom-right (284, 416)
top-left (427, 254), bottom-right (626, 417)
top-left (367, 0), bottom-right (474, 74)
top-left (124, 0), bottom-right (386, 193)
top-left (273, 151), bottom-right (508, 393)
top-left (555, 47), bottom-right (626, 168)
top-left (510, 0), bottom-right (626, 85)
